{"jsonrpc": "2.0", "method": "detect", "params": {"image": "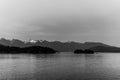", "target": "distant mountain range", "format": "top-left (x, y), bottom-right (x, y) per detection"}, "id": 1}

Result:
top-left (0, 38), bottom-right (120, 52)
top-left (89, 46), bottom-right (120, 52)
